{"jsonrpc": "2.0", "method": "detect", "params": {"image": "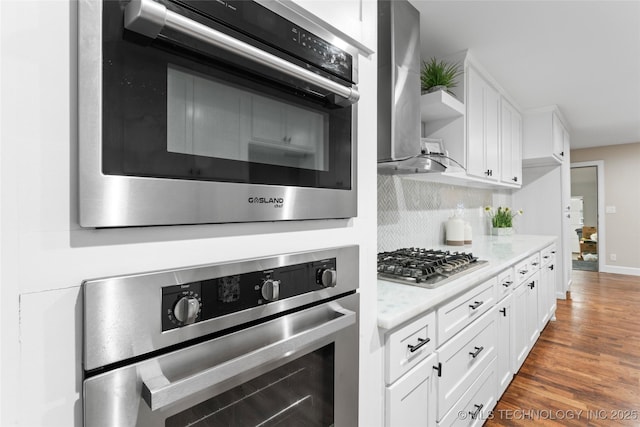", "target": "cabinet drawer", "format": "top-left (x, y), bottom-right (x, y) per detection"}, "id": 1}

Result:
top-left (496, 267), bottom-right (515, 298)
top-left (386, 311), bottom-right (437, 385)
top-left (385, 353), bottom-right (438, 427)
top-left (437, 277), bottom-right (496, 344)
top-left (514, 258), bottom-right (531, 284)
top-left (437, 307), bottom-right (497, 420)
top-left (438, 357), bottom-right (497, 427)
top-left (541, 244), bottom-right (556, 266)
top-left (528, 253), bottom-right (541, 272)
